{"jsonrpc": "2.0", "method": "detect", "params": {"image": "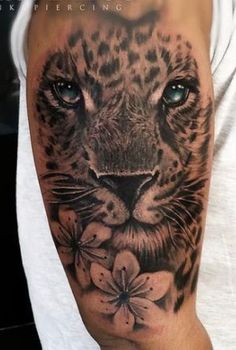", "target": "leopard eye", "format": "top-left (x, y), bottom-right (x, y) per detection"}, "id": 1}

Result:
top-left (53, 80), bottom-right (83, 108)
top-left (162, 81), bottom-right (190, 107)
